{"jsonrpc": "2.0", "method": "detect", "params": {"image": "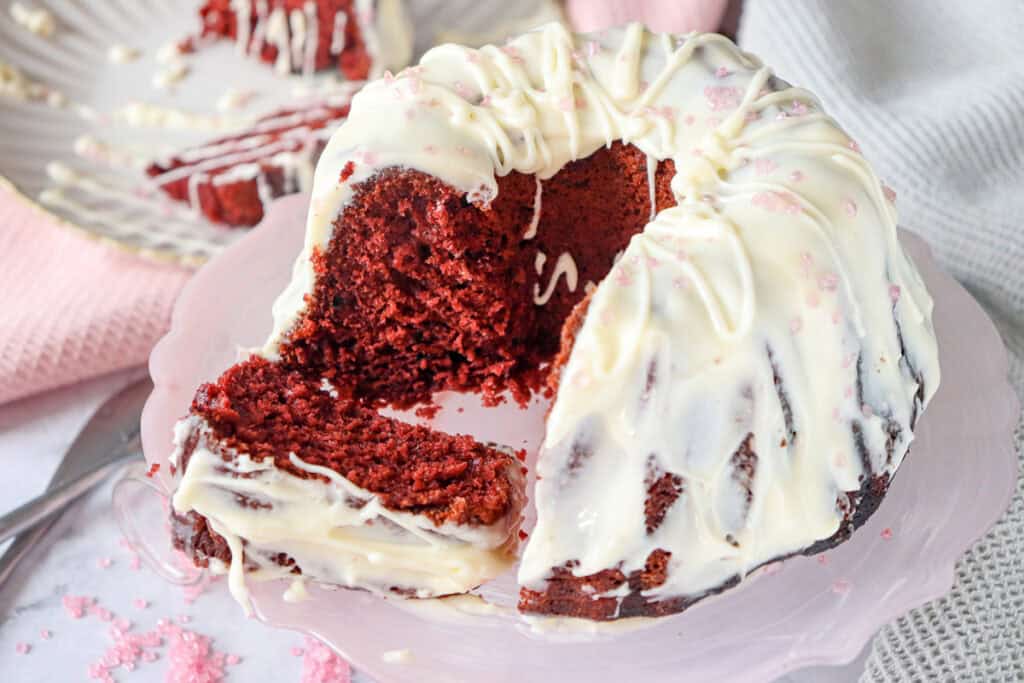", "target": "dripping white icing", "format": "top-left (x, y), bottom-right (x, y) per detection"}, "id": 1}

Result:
top-left (533, 252), bottom-right (579, 306)
top-left (523, 177), bottom-right (544, 240)
top-left (170, 416), bottom-right (521, 614)
top-left (191, 23), bottom-right (939, 617)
